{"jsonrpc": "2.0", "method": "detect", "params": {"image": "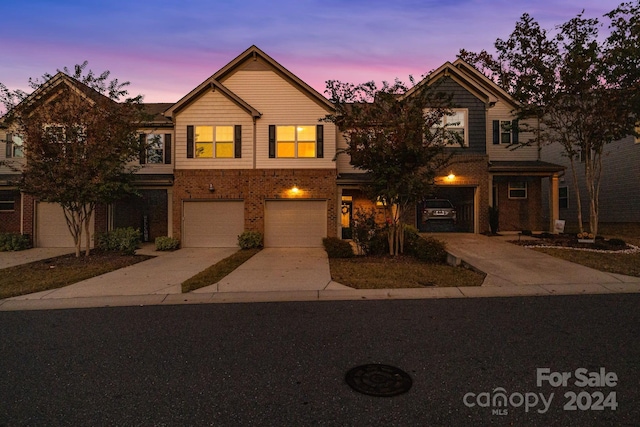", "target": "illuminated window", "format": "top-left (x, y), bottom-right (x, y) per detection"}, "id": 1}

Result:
top-left (194, 126), bottom-right (235, 158)
top-left (195, 126), bottom-right (213, 158)
top-left (215, 126), bottom-right (234, 158)
top-left (277, 125), bottom-right (316, 158)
